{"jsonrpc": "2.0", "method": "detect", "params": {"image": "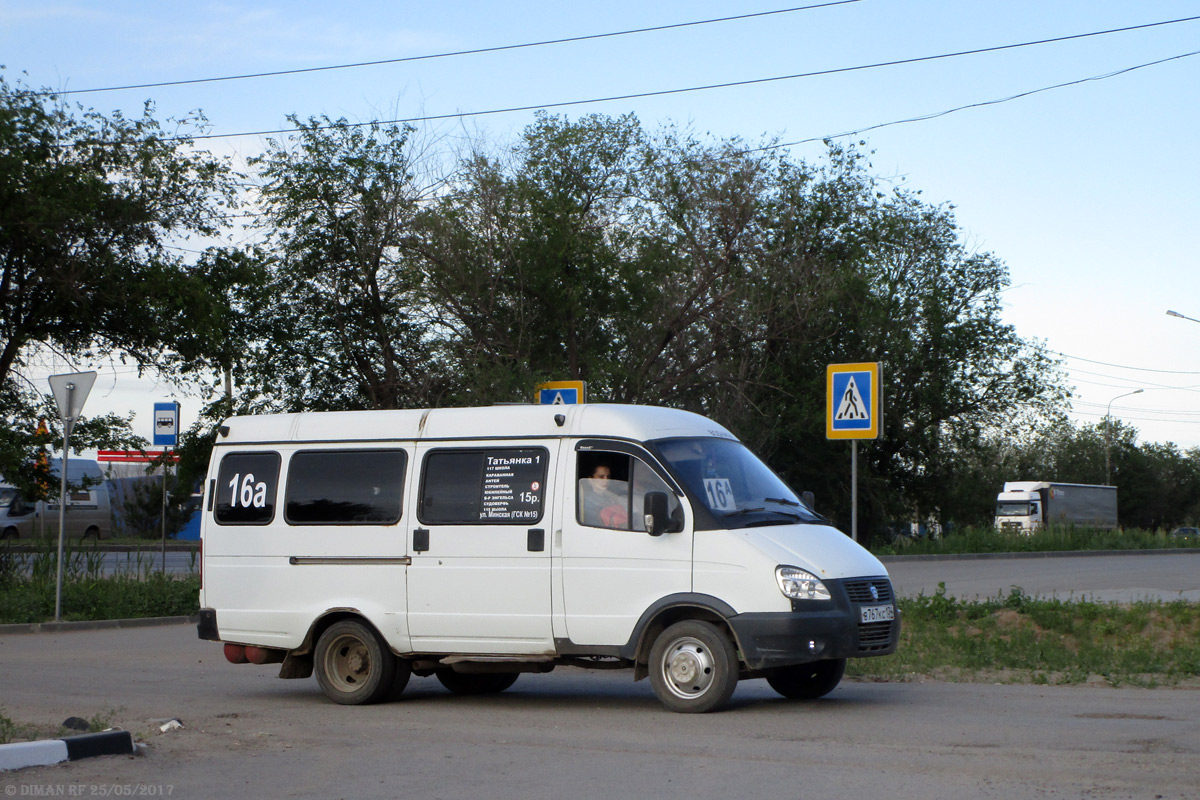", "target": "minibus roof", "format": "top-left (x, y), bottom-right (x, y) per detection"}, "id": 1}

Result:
top-left (217, 404), bottom-right (738, 446)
